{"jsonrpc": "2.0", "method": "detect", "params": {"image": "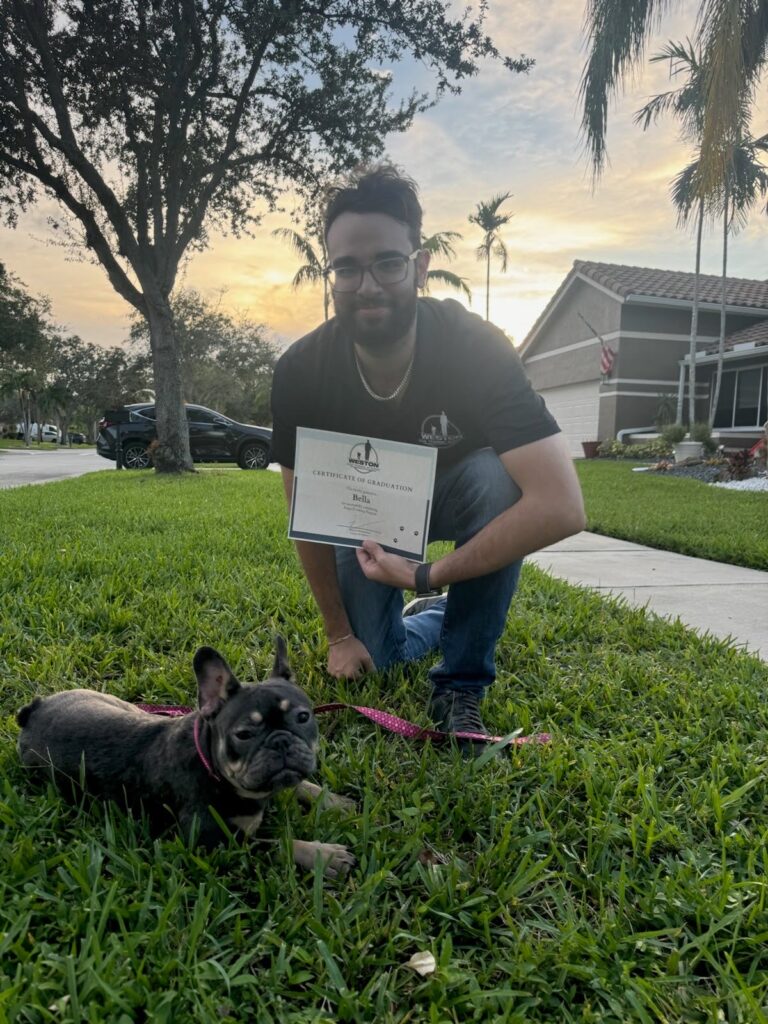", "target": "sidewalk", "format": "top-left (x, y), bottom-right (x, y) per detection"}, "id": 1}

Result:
top-left (527, 531), bottom-right (768, 662)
